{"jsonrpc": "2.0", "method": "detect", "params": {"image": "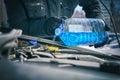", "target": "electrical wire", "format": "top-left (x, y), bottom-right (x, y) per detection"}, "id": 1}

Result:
top-left (99, 0), bottom-right (120, 47)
